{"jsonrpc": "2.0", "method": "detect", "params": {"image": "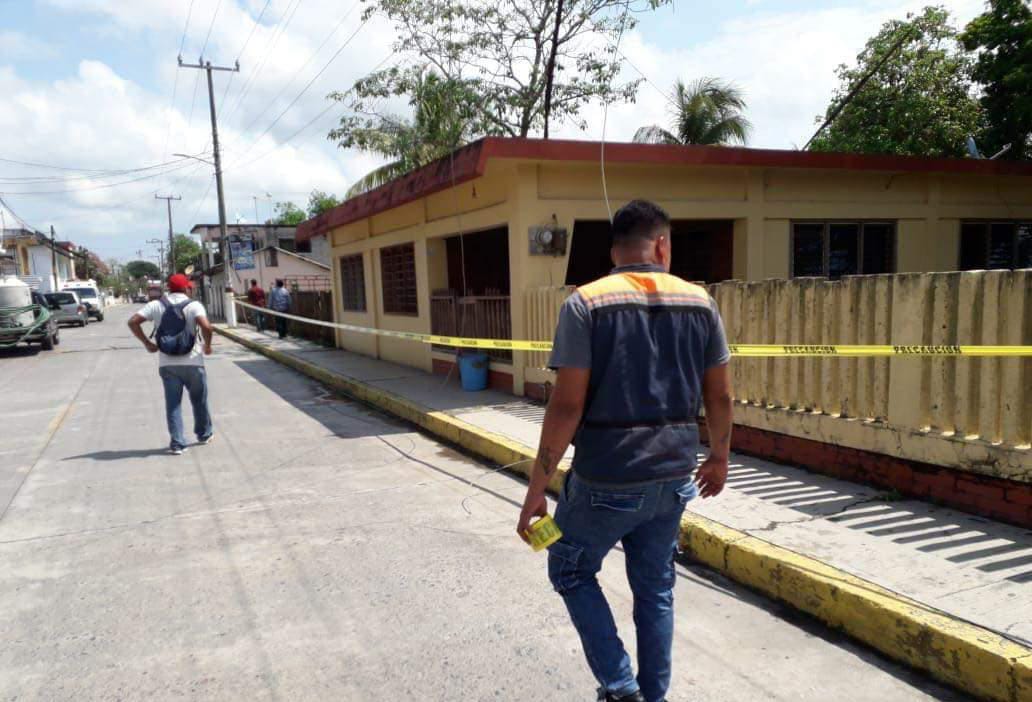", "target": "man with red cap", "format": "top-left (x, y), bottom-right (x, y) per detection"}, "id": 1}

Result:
top-left (128, 273), bottom-right (215, 455)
